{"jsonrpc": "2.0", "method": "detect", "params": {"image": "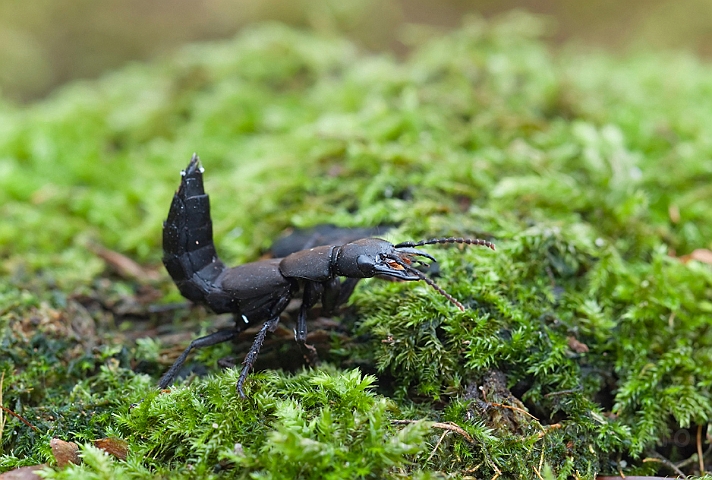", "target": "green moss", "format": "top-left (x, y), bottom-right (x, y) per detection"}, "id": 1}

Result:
top-left (2, 11), bottom-right (712, 479)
